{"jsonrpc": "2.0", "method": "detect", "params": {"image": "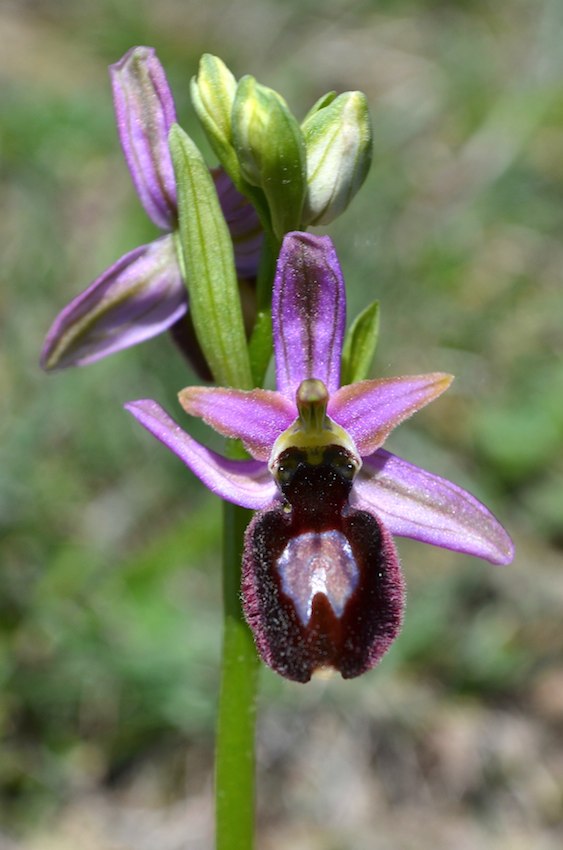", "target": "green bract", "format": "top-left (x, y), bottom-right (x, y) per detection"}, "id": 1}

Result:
top-left (302, 91), bottom-right (373, 226)
top-left (169, 124), bottom-right (253, 390)
top-left (232, 76), bottom-right (306, 239)
top-left (341, 300), bottom-right (380, 385)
